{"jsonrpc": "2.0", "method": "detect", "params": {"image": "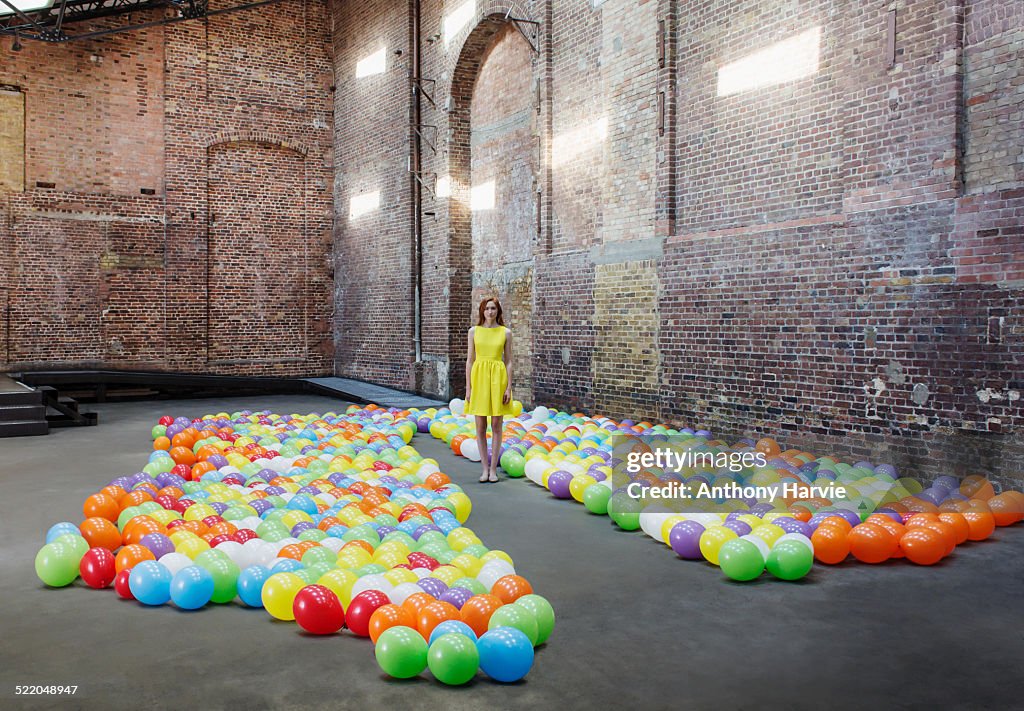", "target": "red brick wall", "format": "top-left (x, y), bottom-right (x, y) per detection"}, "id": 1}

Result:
top-left (0, 1), bottom-right (333, 375)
